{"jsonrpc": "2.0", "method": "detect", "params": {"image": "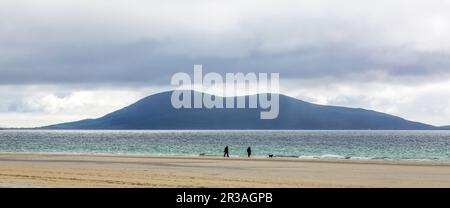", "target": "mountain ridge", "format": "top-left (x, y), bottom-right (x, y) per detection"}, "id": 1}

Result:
top-left (43, 90), bottom-right (442, 130)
